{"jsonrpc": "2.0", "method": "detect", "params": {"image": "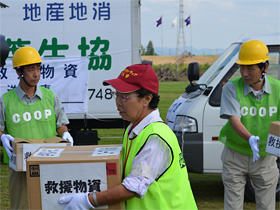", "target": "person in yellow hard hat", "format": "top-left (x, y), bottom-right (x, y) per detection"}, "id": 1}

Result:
top-left (0, 46), bottom-right (73, 209)
top-left (219, 40), bottom-right (279, 209)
